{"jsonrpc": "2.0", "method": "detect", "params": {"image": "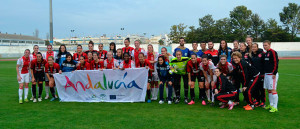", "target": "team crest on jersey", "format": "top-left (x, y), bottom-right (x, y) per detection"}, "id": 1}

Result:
top-left (258, 54), bottom-right (262, 58)
top-left (267, 53), bottom-right (270, 57)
